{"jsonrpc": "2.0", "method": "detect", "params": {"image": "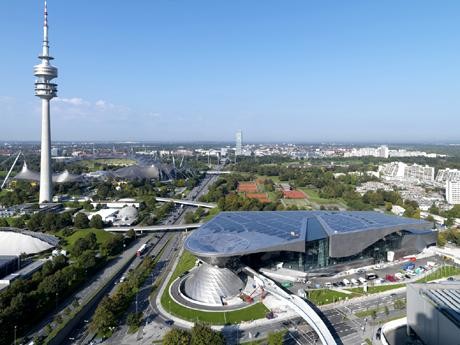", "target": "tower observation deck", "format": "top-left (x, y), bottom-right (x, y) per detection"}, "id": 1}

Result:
top-left (34, 0), bottom-right (58, 203)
